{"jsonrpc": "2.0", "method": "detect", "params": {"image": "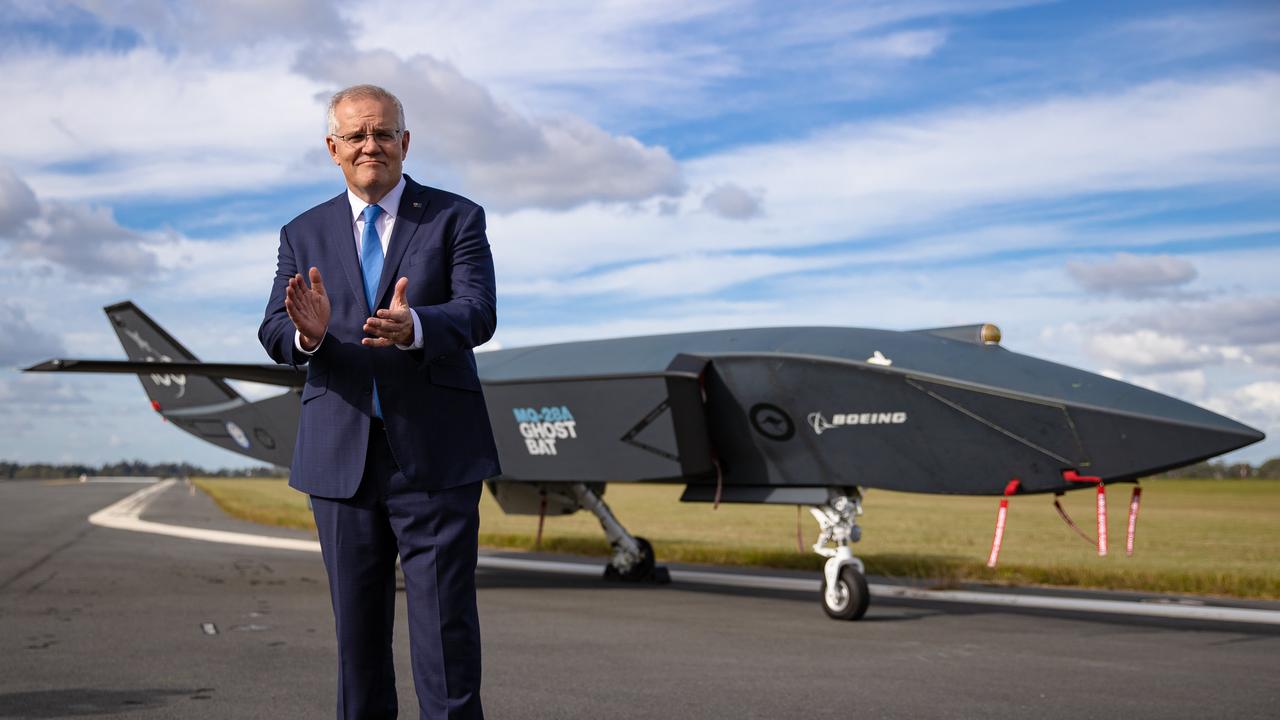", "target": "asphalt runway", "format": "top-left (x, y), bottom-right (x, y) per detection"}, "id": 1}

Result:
top-left (1, 480), bottom-right (1277, 719)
